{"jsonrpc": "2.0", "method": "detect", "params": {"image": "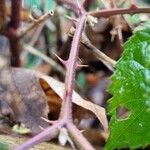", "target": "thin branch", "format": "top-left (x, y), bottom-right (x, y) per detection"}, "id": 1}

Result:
top-left (81, 34), bottom-right (116, 71)
top-left (10, 0), bottom-right (21, 29)
top-left (17, 10), bottom-right (54, 38)
top-left (89, 6), bottom-right (150, 17)
top-left (0, 0), bottom-right (6, 31)
top-left (67, 123), bottom-right (95, 150)
top-left (28, 23), bottom-right (45, 46)
top-left (15, 11), bottom-right (95, 150)
top-left (55, 8), bottom-right (63, 51)
top-left (23, 44), bottom-right (65, 75)
top-left (59, 14), bottom-right (87, 121)
top-left (109, 0), bottom-right (123, 44)
top-left (68, 27), bottom-right (116, 71)
top-left (9, 0), bottom-right (21, 66)
top-left (15, 122), bottom-right (61, 150)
